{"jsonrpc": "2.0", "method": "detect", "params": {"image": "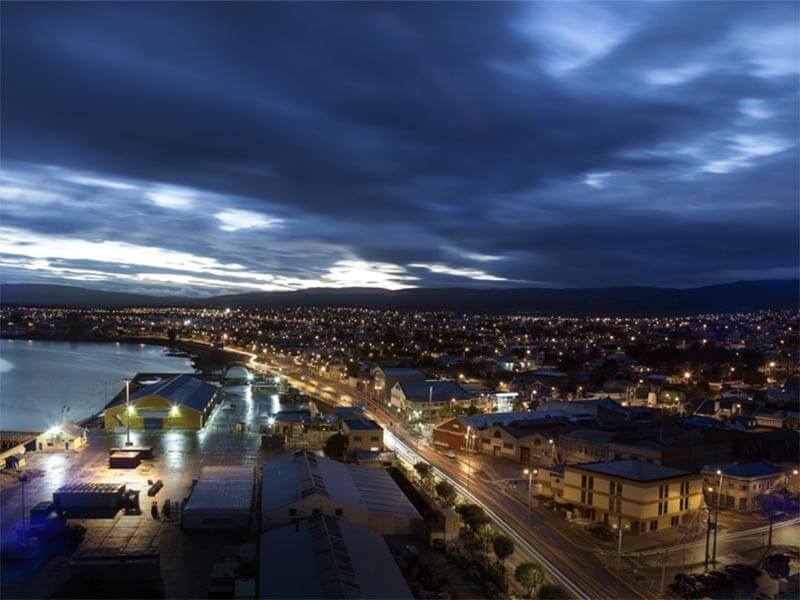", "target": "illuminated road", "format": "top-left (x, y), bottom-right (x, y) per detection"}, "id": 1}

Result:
top-left (629, 516), bottom-right (800, 558)
top-left (245, 350), bottom-right (652, 600)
